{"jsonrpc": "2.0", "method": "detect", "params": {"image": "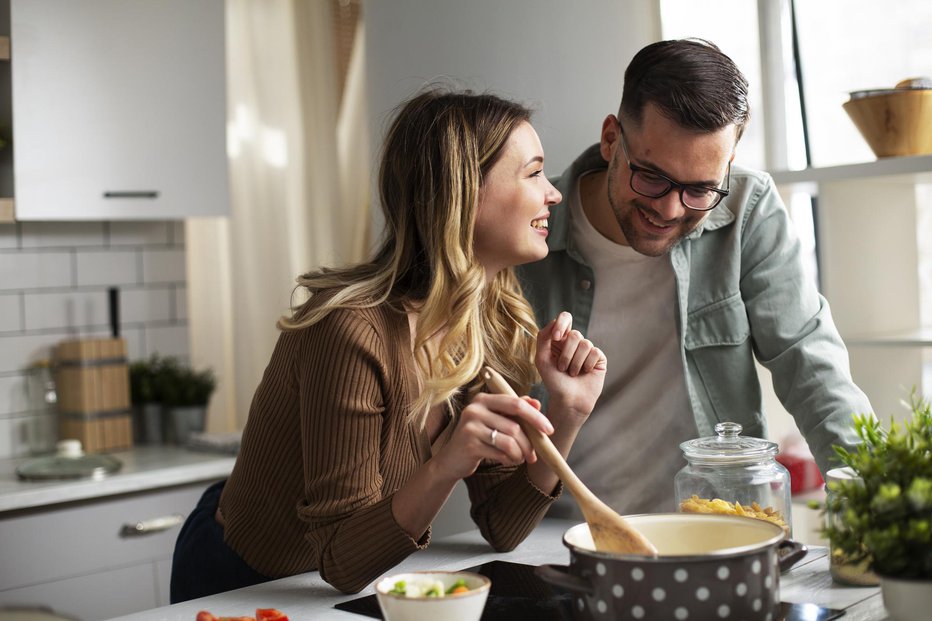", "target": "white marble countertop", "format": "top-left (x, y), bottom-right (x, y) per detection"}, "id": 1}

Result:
top-left (104, 519), bottom-right (887, 621)
top-left (0, 446), bottom-right (235, 513)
